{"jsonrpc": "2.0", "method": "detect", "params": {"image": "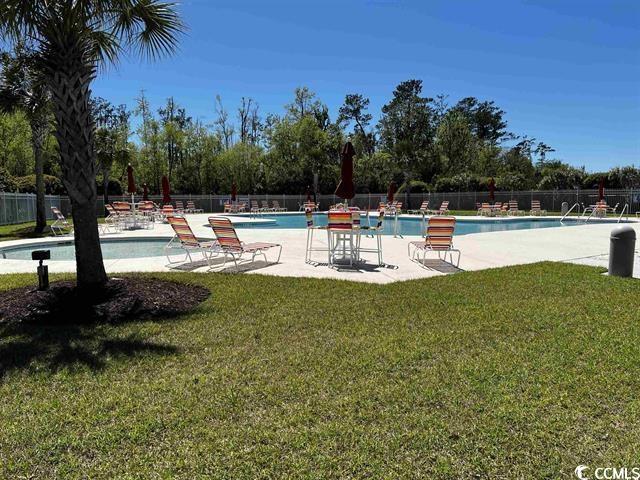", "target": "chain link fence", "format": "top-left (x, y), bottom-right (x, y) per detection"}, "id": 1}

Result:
top-left (3, 189), bottom-right (637, 225)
